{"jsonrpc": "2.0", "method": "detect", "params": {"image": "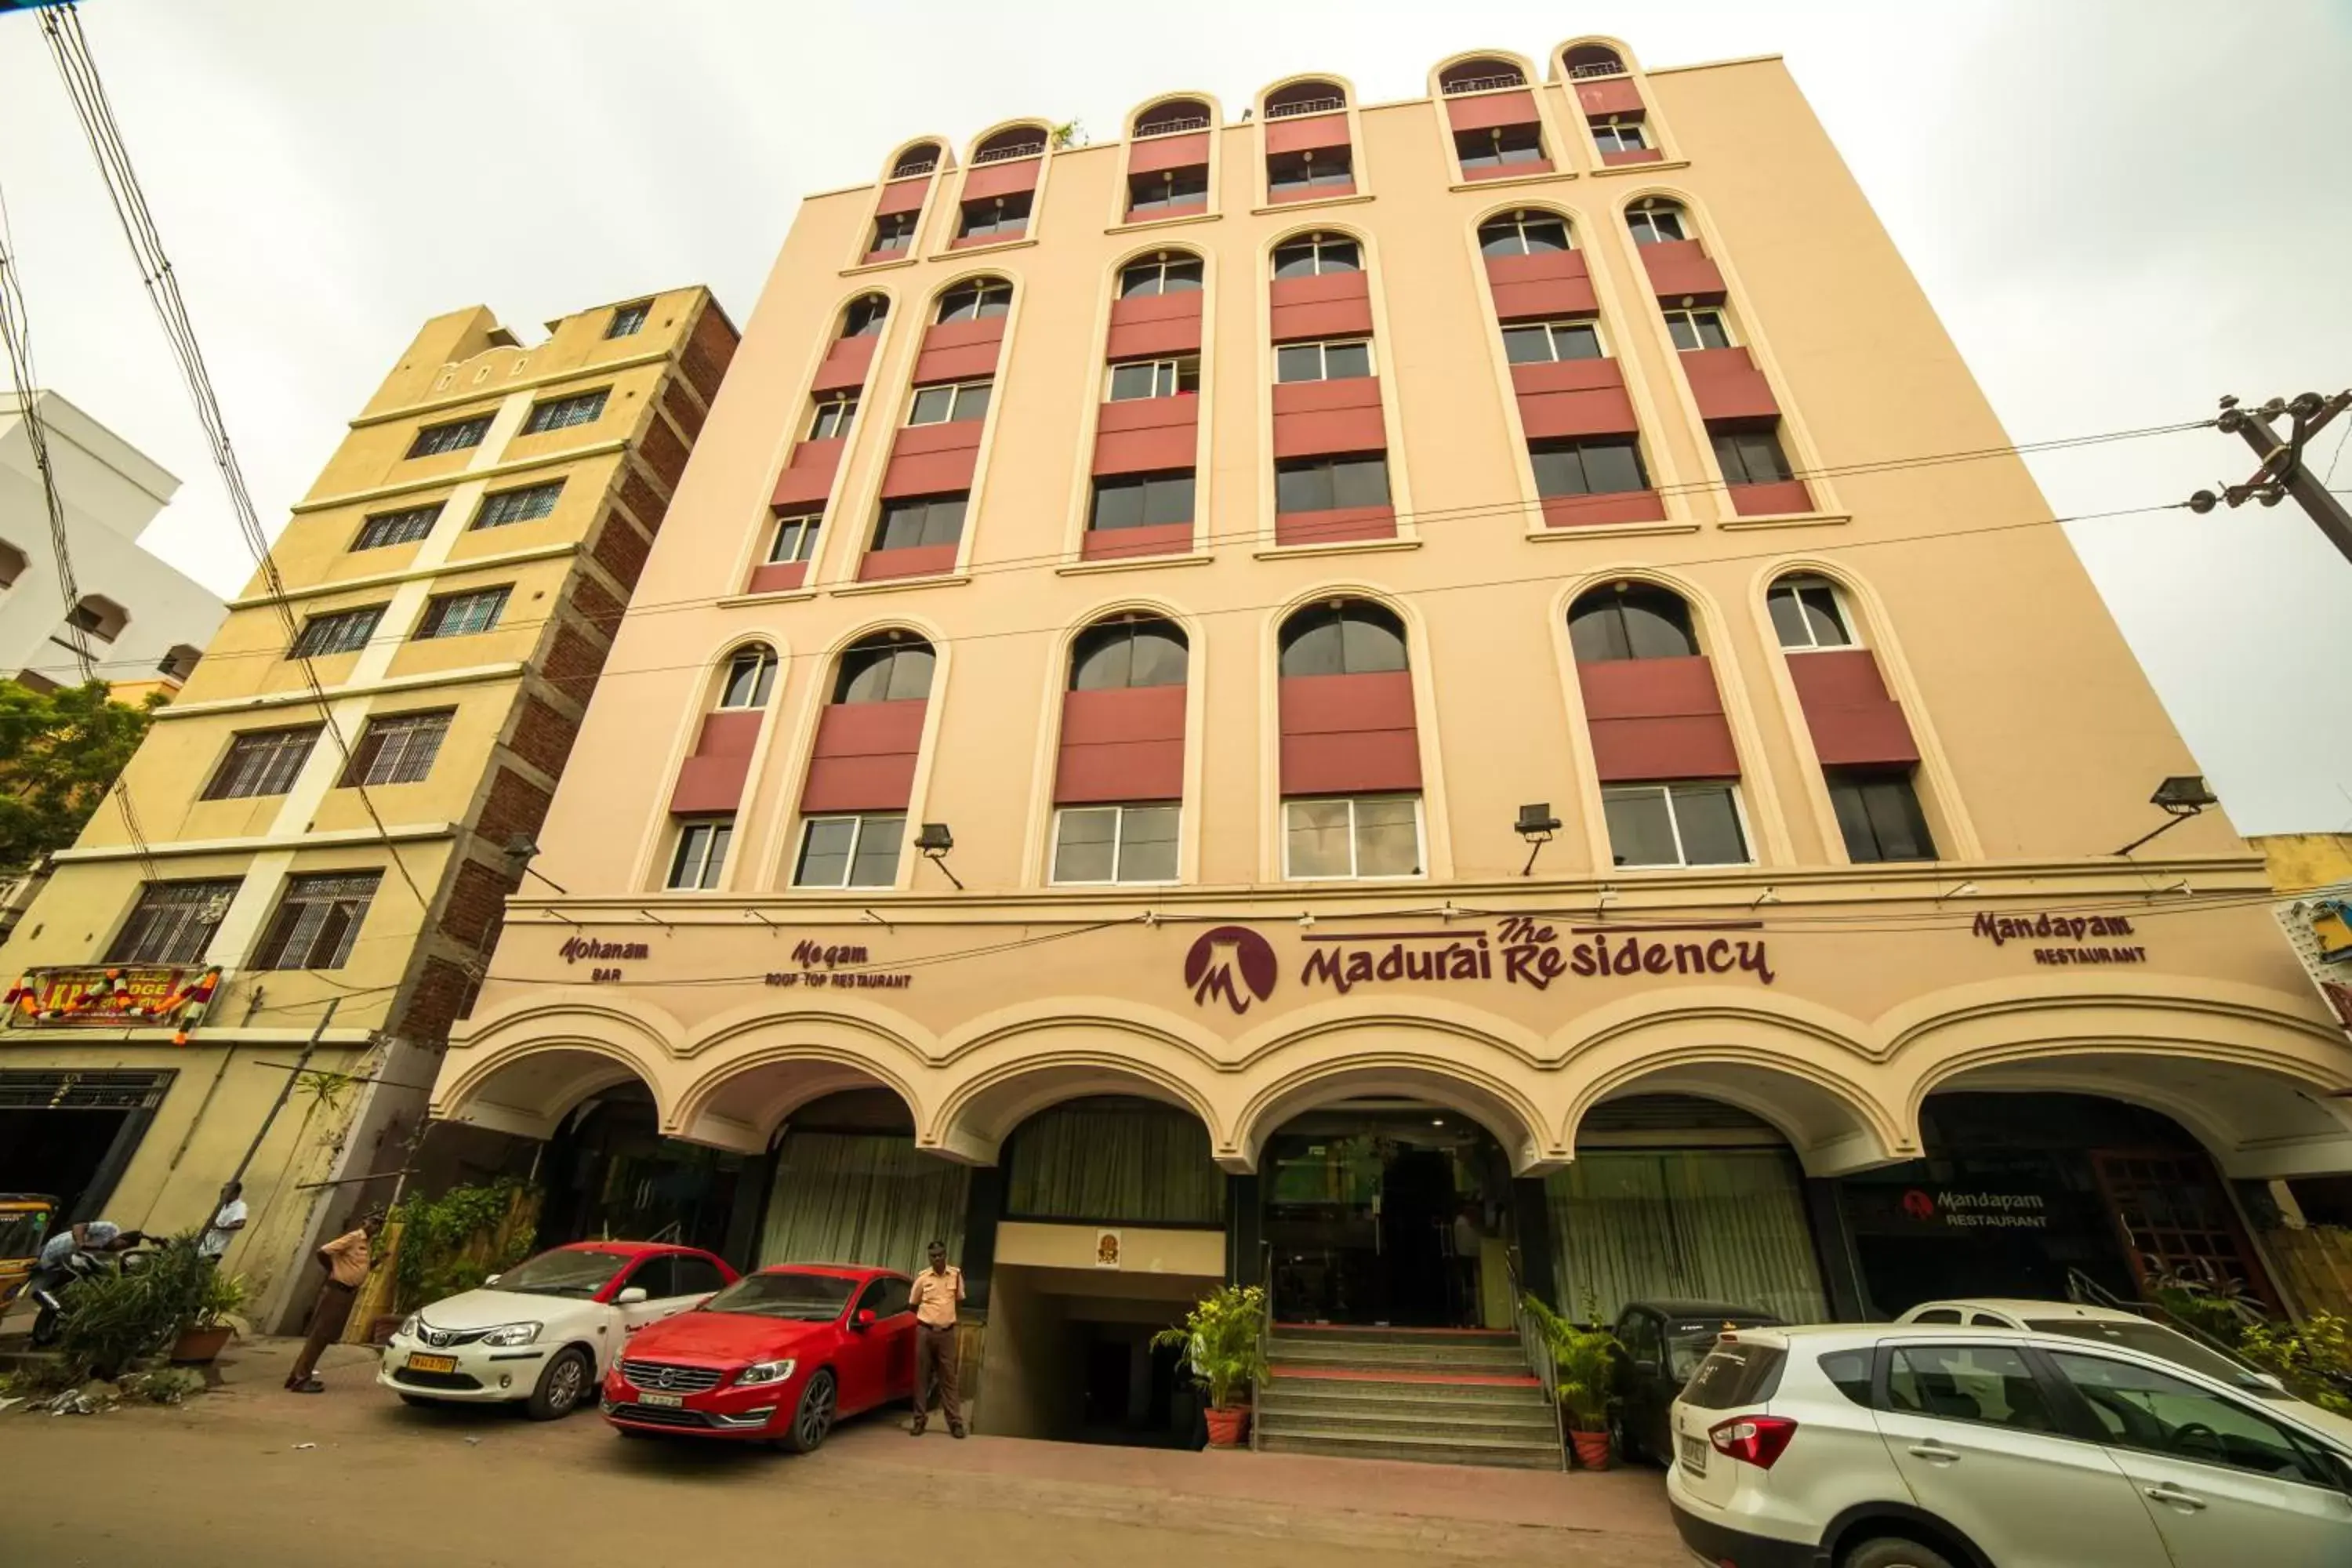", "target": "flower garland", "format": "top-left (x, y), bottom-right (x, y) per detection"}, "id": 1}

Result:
top-left (5, 966), bottom-right (221, 1042)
